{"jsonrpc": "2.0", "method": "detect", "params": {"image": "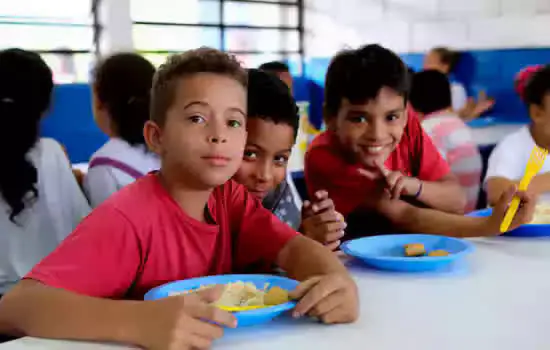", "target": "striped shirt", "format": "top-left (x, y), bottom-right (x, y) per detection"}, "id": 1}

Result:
top-left (422, 112), bottom-right (482, 212)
